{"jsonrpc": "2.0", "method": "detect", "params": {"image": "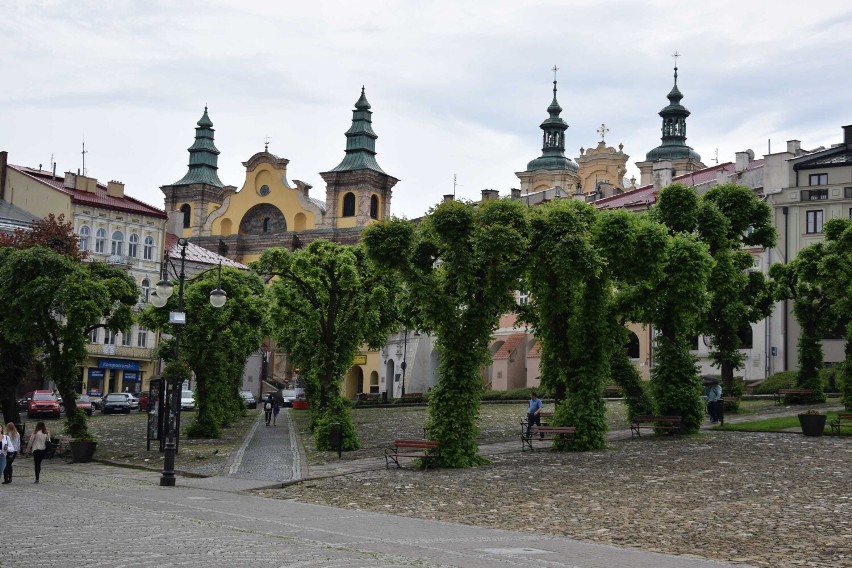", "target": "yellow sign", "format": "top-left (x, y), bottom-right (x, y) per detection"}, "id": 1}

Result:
top-left (352, 354), bottom-right (367, 365)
